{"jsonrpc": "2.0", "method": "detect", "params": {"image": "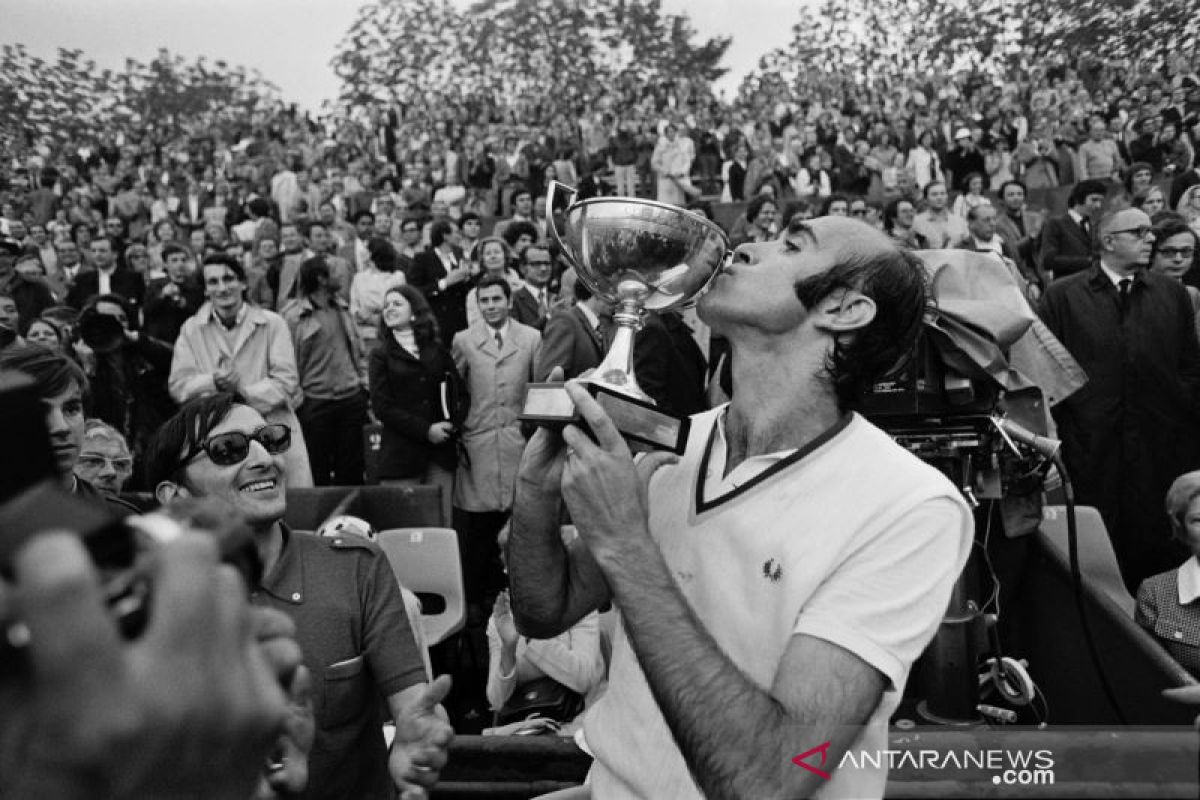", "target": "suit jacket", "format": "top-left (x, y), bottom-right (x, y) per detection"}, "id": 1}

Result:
top-left (994, 207), bottom-right (1046, 279)
top-left (1039, 268), bottom-right (1200, 589)
top-left (451, 321), bottom-right (542, 511)
top-left (510, 284), bottom-right (554, 332)
top-left (174, 191), bottom-right (213, 230)
top-left (409, 247), bottom-right (469, 336)
top-left (1135, 564), bottom-right (1200, 679)
top-left (1170, 168), bottom-right (1200, 210)
top-left (67, 267), bottom-right (146, 314)
top-left (367, 331), bottom-right (460, 478)
top-left (142, 275), bottom-right (204, 343)
top-left (633, 311), bottom-right (707, 417)
top-left (534, 305), bottom-right (605, 381)
top-left (1038, 213), bottom-right (1094, 280)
